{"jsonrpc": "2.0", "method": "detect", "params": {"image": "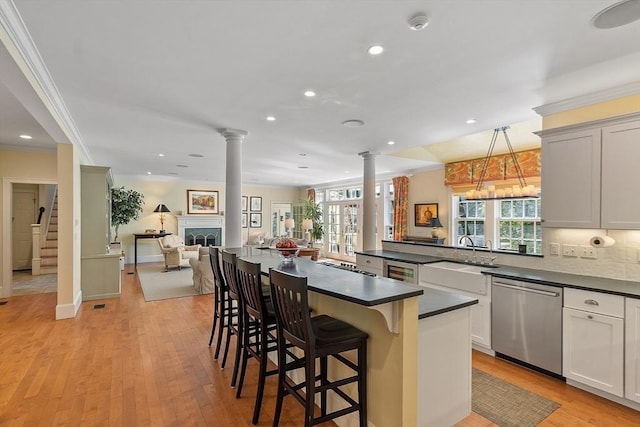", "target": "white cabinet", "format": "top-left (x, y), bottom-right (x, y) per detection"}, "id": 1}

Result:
top-left (625, 297), bottom-right (640, 403)
top-left (563, 288), bottom-right (624, 397)
top-left (601, 120), bottom-right (640, 229)
top-left (355, 254), bottom-right (384, 276)
top-left (539, 114), bottom-right (640, 230)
